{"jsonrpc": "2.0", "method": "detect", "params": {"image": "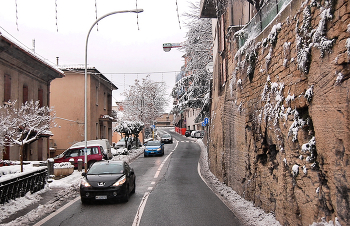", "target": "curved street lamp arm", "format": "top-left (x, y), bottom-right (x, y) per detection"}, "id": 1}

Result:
top-left (84, 9), bottom-right (143, 172)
